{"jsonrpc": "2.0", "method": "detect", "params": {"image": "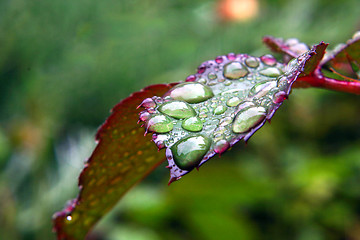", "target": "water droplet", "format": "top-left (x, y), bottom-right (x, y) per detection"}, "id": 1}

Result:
top-left (200, 106), bottom-right (209, 113)
top-left (260, 54), bottom-right (277, 66)
top-left (215, 56), bottom-right (224, 63)
top-left (219, 116), bottom-right (233, 126)
top-left (232, 107), bottom-right (267, 133)
top-left (223, 62), bottom-right (249, 79)
top-left (163, 82), bottom-right (214, 103)
top-left (198, 78), bottom-right (207, 84)
top-left (245, 56), bottom-right (259, 68)
top-left (208, 72), bottom-right (217, 80)
top-left (139, 98), bottom-right (156, 109)
top-left (259, 67), bottom-right (282, 77)
top-left (197, 65), bottom-right (206, 74)
top-left (139, 111), bottom-right (151, 121)
top-left (352, 31), bottom-right (360, 40)
top-left (170, 135), bottom-right (211, 170)
top-left (284, 58), bottom-right (300, 73)
top-left (259, 97), bottom-right (272, 108)
top-left (146, 114), bottom-right (174, 133)
top-left (224, 80), bottom-right (232, 86)
top-left (277, 76), bottom-right (289, 89)
top-left (249, 81), bottom-right (277, 99)
top-left (226, 97), bottom-right (241, 107)
top-left (236, 101), bottom-right (256, 112)
top-left (199, 112), bottom-right (207, 118)
top-left (182, 116), bottom-right (203, 132)
top-left (214, 139), bottom-right (230, 154)
top-left (186, 75), bottom-right (196, 82)
top-left (158, 101), bottom-right (196, 119)
top-left (213, 105), bottom-right (227, 115)
top-left (227, 53), bottom-right (236, 61)
top-left (273, 91), bottom-right (287, 103)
